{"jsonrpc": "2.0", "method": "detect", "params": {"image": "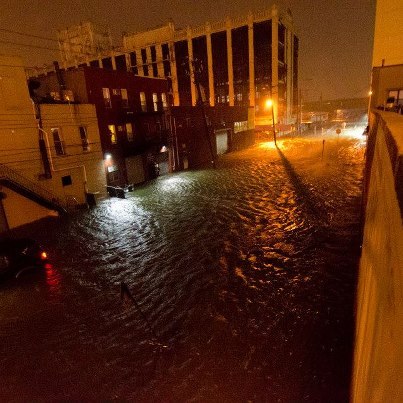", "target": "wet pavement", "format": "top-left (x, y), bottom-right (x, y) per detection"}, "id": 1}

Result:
top-left (0, 134), bottom-right (365, 402)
